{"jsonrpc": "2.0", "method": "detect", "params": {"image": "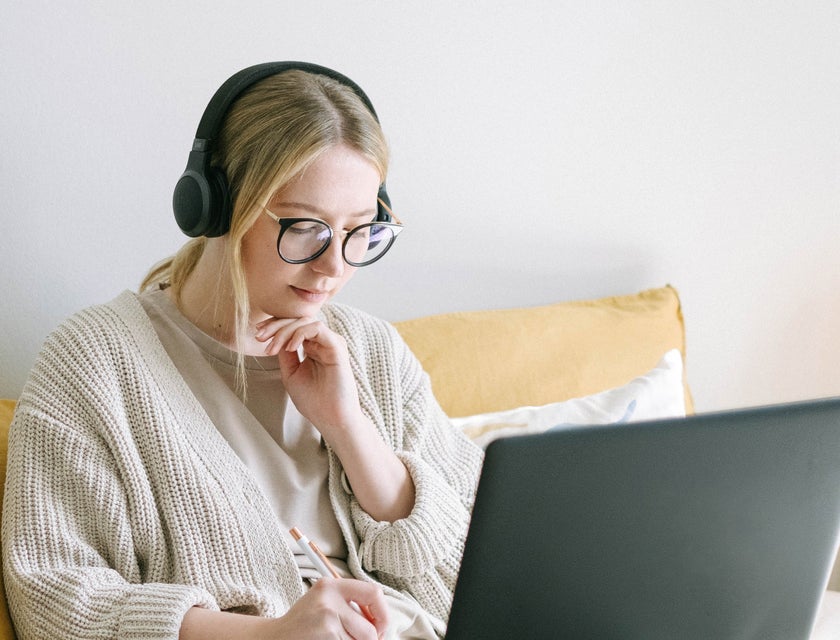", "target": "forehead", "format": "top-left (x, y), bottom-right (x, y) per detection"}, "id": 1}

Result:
top-left (268, 145), bottom-right (381, 210)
